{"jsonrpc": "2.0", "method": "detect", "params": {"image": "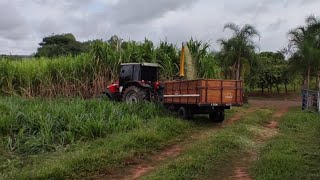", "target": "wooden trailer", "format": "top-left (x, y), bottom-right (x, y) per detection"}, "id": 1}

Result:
top-left (163, 79), bottom-right (244, 122)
